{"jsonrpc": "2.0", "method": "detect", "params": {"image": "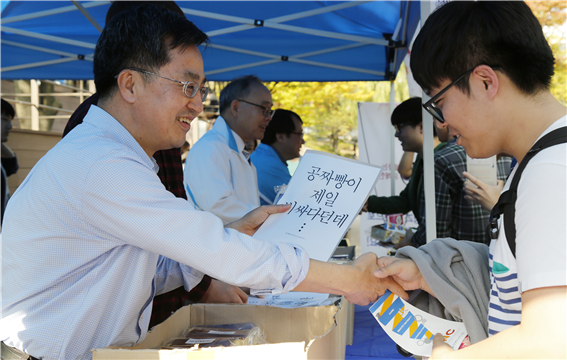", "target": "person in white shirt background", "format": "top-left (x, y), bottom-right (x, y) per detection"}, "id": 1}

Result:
top-left (184, 75), bottom-right (273, 224)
